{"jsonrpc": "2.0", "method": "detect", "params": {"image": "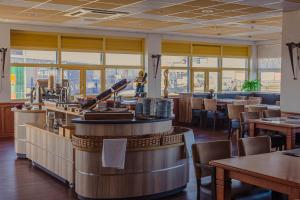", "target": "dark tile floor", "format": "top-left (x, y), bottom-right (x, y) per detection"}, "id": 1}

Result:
top-left (0, 125), bottom-right (265, 200)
